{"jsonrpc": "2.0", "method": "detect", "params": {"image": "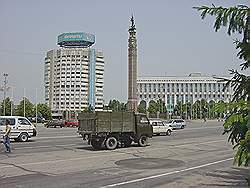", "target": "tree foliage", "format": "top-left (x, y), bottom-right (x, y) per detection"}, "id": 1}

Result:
top-left (108, 100), bottom-right (127, 112)
top-left (37, 103), bottom-right (52, 120)
top-left (16, 97), bottom-right (34, 117)
top-left (0, 97), bottom-right (13, 116)
top-left (138, 101), bottom-right (146, 113)
top-left (194, 4), bottom-right (250, 166)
